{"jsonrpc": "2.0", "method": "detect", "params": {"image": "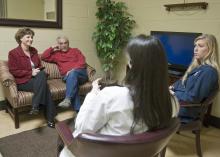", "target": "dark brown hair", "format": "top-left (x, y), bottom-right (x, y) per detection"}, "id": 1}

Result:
top-left (15, 27), bottom-right (35, 44)
top-left (124, 34), bottom-right (173, 132)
